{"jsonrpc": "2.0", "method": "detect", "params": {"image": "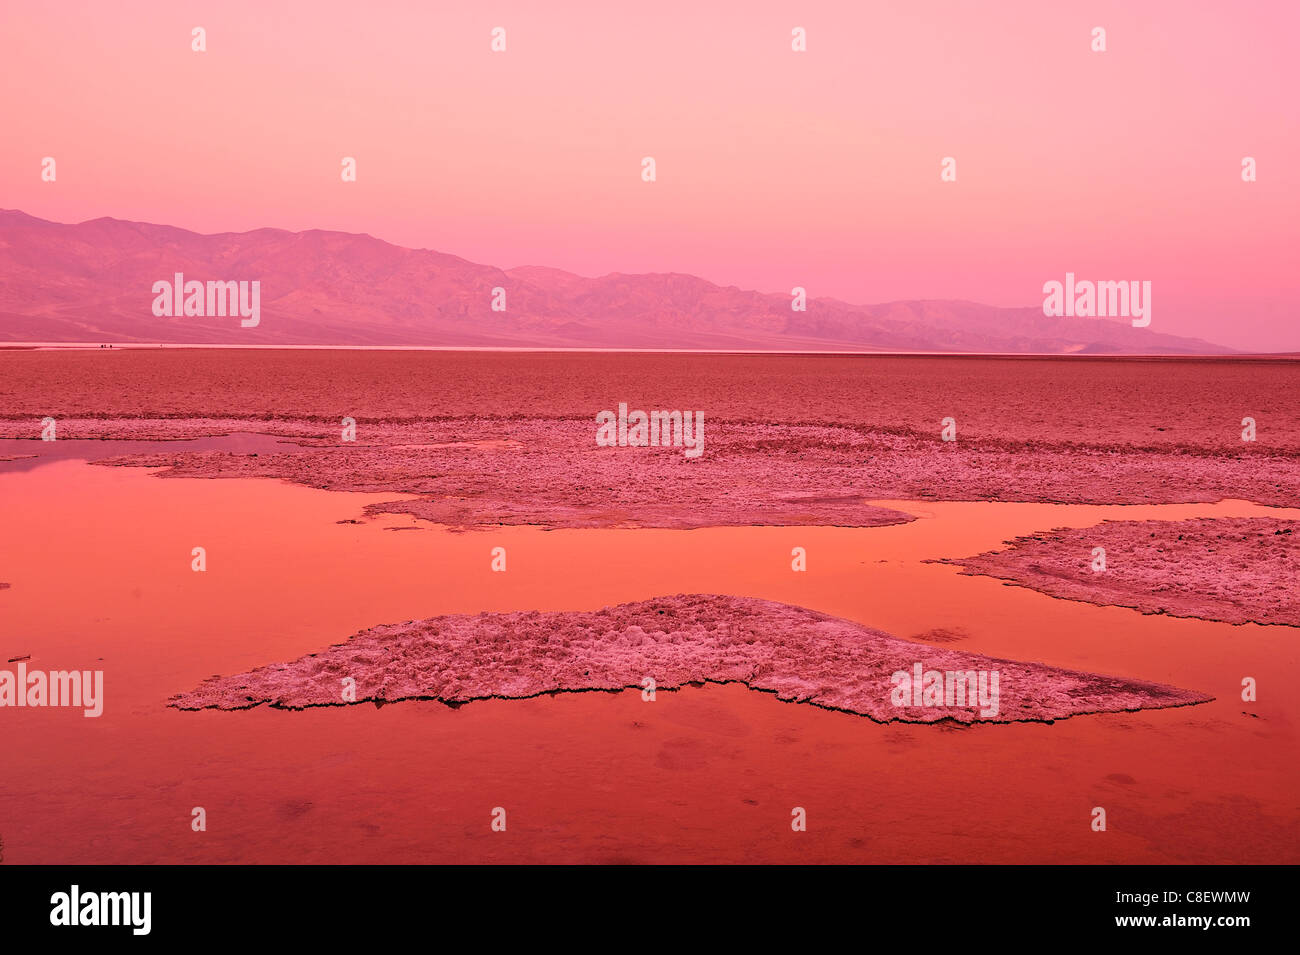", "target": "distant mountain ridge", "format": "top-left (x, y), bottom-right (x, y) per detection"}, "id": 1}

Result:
top-left (0, 210), bottom-right (1228, 353)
